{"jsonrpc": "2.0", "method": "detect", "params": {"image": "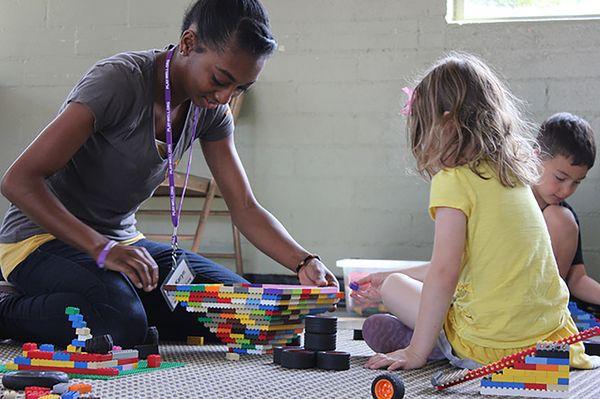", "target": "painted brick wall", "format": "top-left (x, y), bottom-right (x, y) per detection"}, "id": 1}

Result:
top-left (0, 0), bottom-right (598, 278)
